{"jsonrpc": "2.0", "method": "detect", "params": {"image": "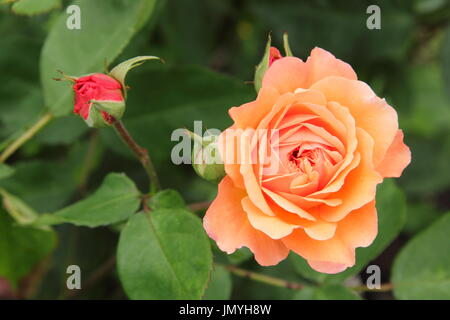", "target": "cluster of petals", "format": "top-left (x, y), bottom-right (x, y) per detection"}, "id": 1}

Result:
top-left (204, 47), bottom-right (410, 273)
